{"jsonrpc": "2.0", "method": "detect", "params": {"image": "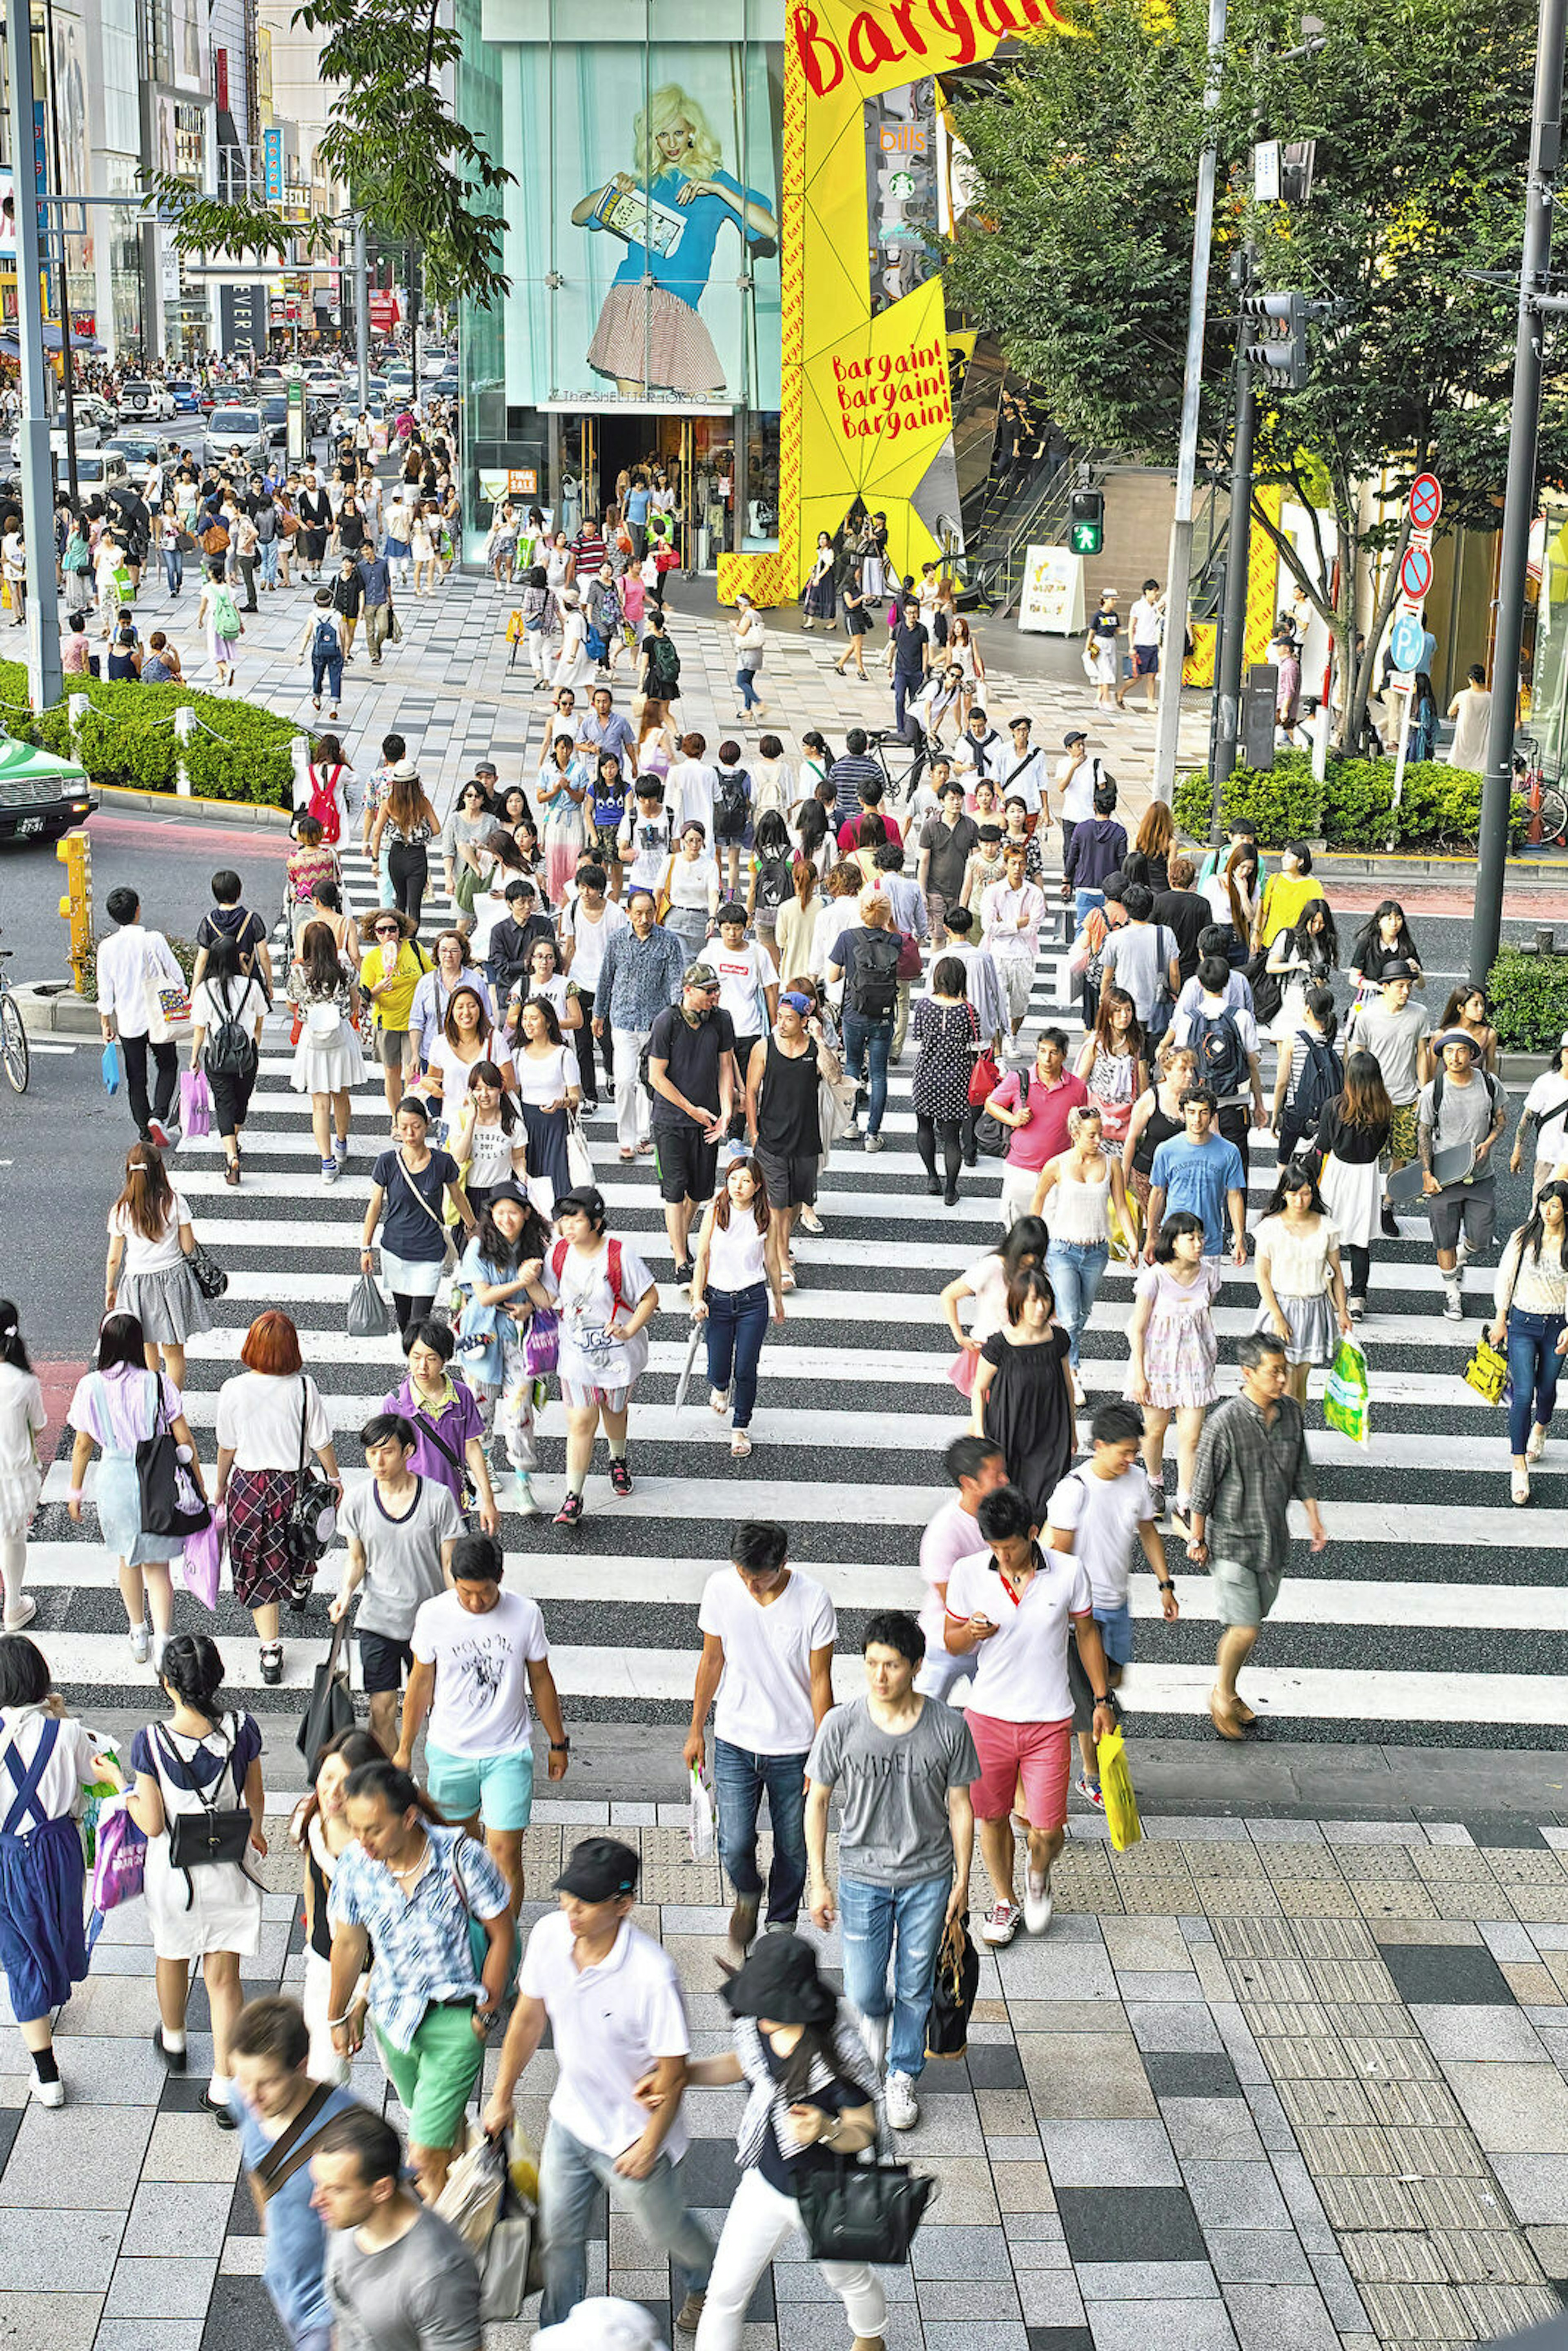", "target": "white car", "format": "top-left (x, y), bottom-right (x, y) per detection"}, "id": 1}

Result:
top-left (120, 378), bottom-right (176, 422)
